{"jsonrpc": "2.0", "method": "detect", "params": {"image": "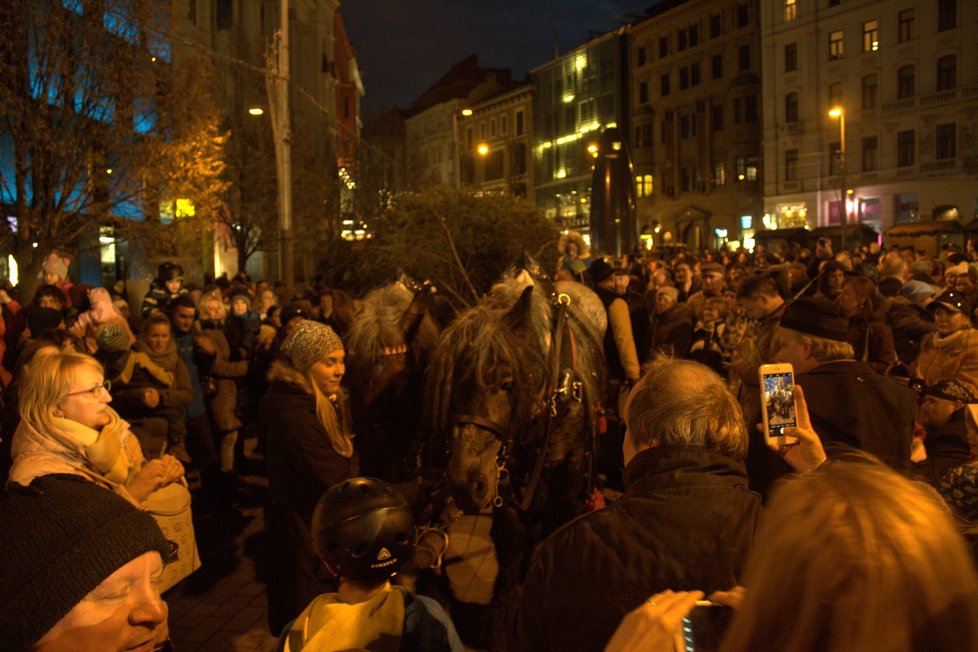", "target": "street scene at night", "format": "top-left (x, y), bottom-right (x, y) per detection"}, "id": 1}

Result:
top-left (2, 0), bottom-right (978, 650)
